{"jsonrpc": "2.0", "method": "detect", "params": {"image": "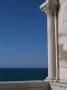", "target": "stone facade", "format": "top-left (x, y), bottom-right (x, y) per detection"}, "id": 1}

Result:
top-left (58, 0), bottom-right (67, 81)
top-left (40, 0), bottom-right (67, 82)
top-left (40, 0), bottom-right (67, 89)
